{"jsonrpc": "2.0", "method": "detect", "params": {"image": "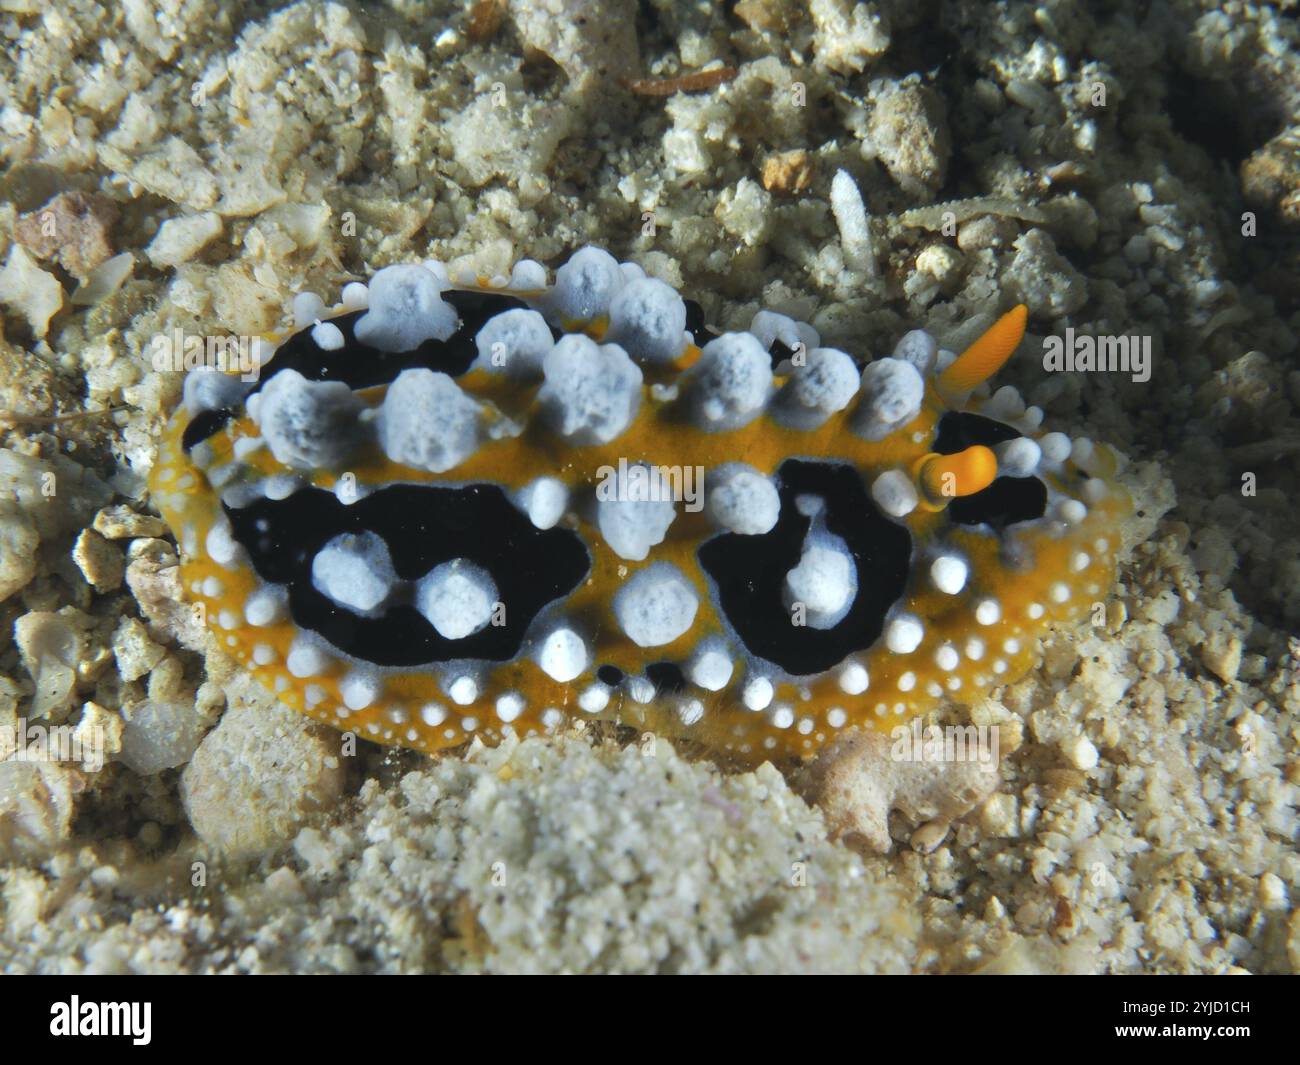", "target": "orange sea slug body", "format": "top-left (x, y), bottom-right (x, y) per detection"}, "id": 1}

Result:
top-left (149, 248), bottom-right (1129, 763)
